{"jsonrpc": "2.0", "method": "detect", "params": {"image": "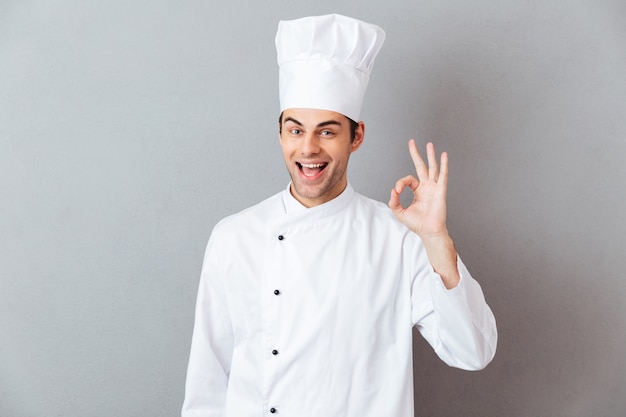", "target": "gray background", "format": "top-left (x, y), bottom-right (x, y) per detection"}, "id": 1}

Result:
top-left (1, 0), bottom-right (625, 416)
